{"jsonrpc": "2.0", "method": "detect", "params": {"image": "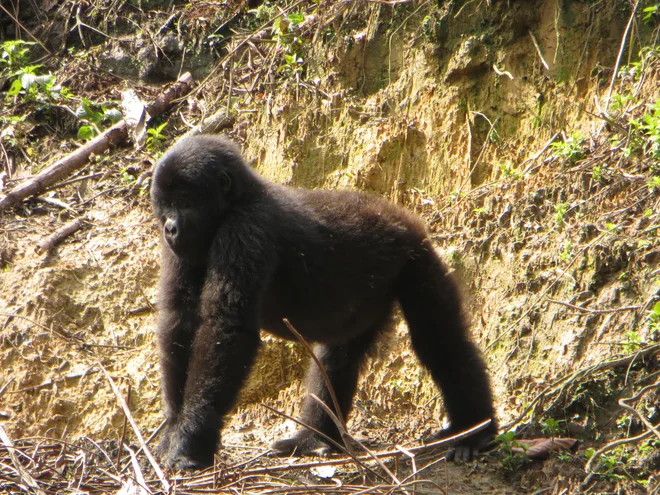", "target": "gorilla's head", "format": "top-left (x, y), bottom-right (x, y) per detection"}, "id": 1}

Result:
top-left (151, 135), bottom-right (259, 261)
